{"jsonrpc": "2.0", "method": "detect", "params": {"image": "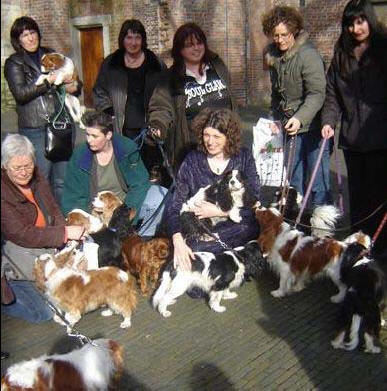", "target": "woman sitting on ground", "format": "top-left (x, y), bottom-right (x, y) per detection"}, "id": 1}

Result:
top-left (165, 108), bottom-right (260, 272)
top-left (1, 134), bottom-right (85, 323)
